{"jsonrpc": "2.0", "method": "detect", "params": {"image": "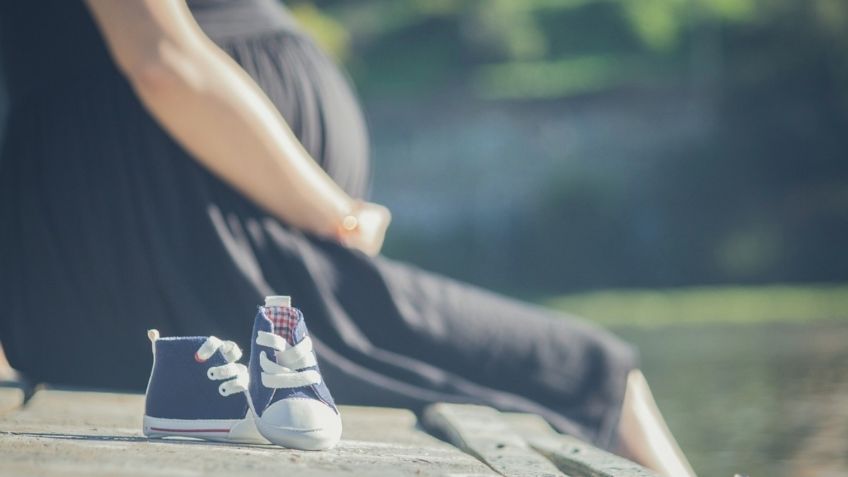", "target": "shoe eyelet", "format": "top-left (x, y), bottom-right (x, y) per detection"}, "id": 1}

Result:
top-left (207, 369), bottom-right (216, 379)
top-left (218, 384), bottom-right (228, 396)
